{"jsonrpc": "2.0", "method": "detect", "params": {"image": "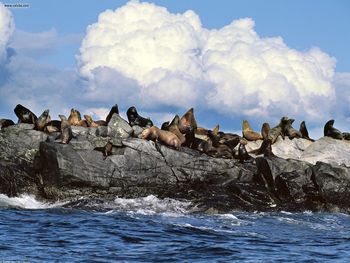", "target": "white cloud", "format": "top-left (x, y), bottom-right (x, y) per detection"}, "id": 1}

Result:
top-left (78, 0), bottom-right (337, 124)
top-left (0, 3), bottom-right (14, 61)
